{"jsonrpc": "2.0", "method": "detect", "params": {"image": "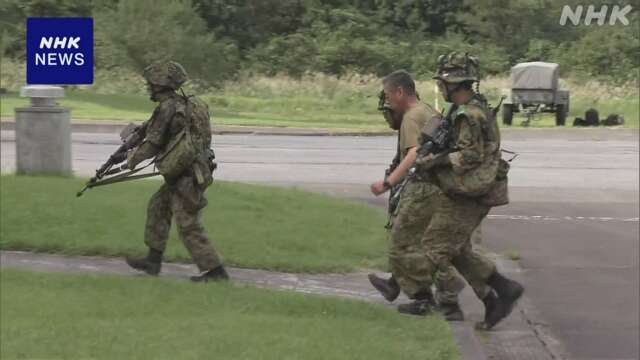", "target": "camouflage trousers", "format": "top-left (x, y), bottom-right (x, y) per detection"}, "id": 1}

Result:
top-left (391, 179), bottom-right (495, 300)
top-left (390, 180), bottom-right (467, 304)
top-left (144, 175), bottom-right (222, 272)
